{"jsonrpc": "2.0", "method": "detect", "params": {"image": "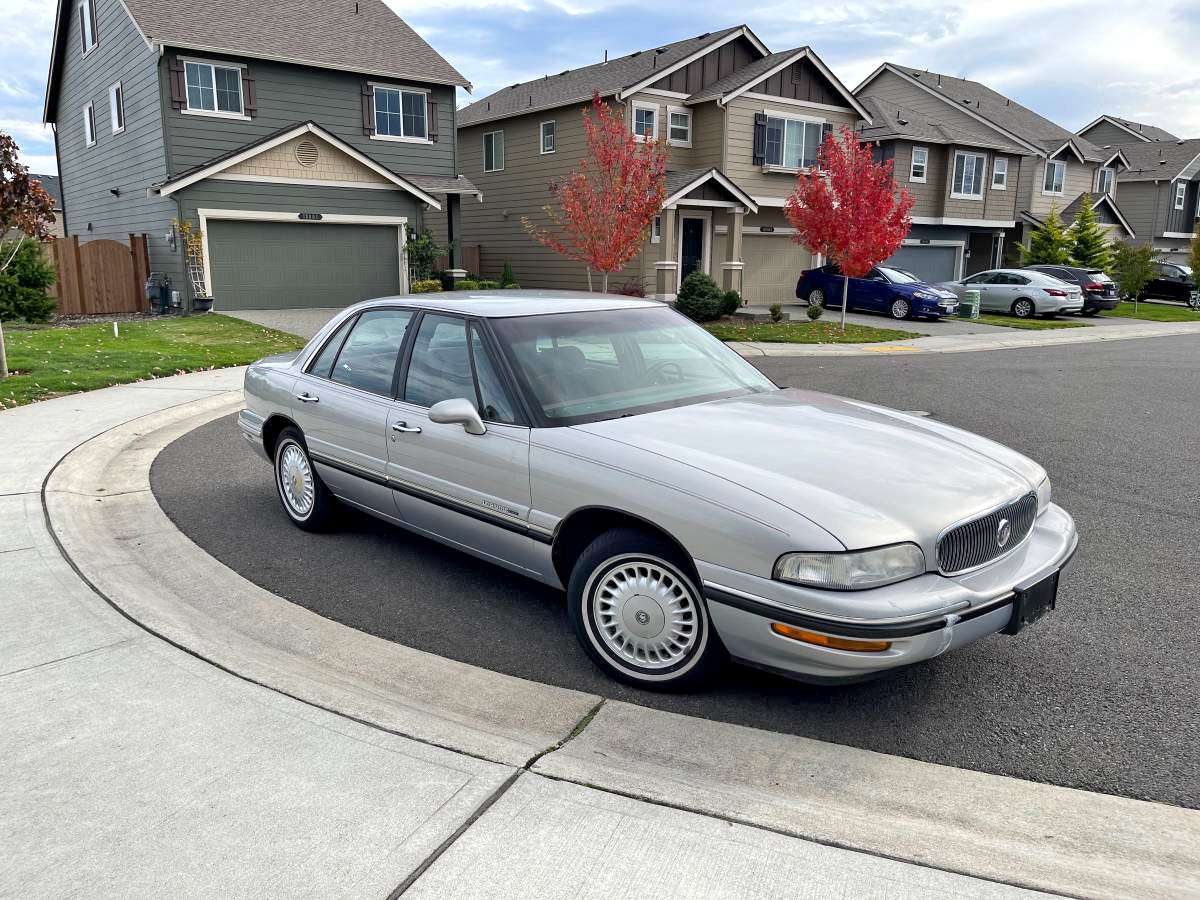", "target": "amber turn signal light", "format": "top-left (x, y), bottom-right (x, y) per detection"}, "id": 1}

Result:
top-left (770, 622), bottom-right (891, 652)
